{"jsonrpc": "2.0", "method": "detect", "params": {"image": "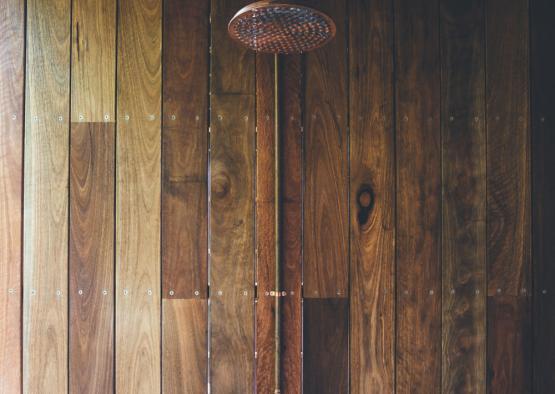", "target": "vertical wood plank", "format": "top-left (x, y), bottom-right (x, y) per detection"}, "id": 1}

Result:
top-left (349, 0), bottom-right (395, 392)
top-left (440, 0), bottom-right (487, 393)
top-left (0, 0), bottom-right (24, 391)
top-left (162, 299), bottom-right (208, 394)
top-left (162, 1), bottom-right (209, 393)
top-left (303, 0), bottom-right (348, 299)
top-left (162, 0), bottom-right (209, 300)
top-left (69, 123), bottom-right (115, 394)
top-left (485, 0), bottom-right (531, 393)
top-left (280, 54), bottom-right (303, 394)
top-left (394, 0), bottom-right (441, 392)
top-left (116, 0), bottom-right (162, 391)
top-left (303, 299), bottom-right (348, 394)
top-left (531, 0), bottom-right (555, 392)
top-left (71, 0), bottom-right (116, 123)
top-left (210, 94), bottom-right (255, 394)
top-left (209, 1), bottom-right (255, 393)
top-left (23, 0), bottom-right (71, 392)
top-left (69, 0), bottom-right (116, 392)
top-left (255, 52), bottom-right (277, 394)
